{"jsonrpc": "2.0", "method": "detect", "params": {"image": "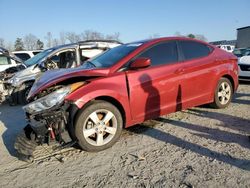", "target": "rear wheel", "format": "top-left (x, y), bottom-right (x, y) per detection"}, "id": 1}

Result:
top-left (75, 100), bottom-right (123, 152)
top-left (210, 77), bottom-right (233, 109)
